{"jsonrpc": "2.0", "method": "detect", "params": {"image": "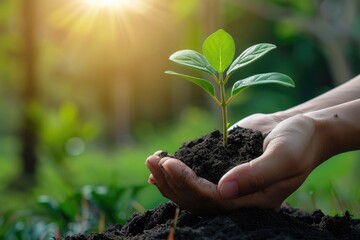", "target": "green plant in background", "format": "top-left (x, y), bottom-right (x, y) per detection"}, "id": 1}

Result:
top-left (166, 29), bottom-right (295, 146)
top-left (0, 185), bottom-right (145, 239)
